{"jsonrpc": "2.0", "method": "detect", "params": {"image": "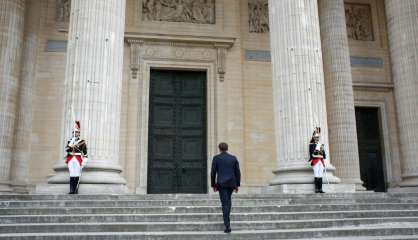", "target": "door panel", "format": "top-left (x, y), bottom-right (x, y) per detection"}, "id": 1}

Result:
top-left (355, 107), bottom-right (386, 192)
top-left (148, 70), bottom-right (207, 194)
